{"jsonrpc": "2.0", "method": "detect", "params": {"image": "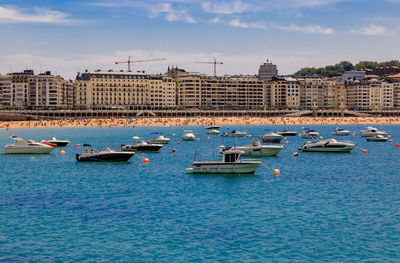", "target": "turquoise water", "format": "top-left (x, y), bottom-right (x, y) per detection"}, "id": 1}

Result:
top-left (0, 125), bottom-right (399, 262)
